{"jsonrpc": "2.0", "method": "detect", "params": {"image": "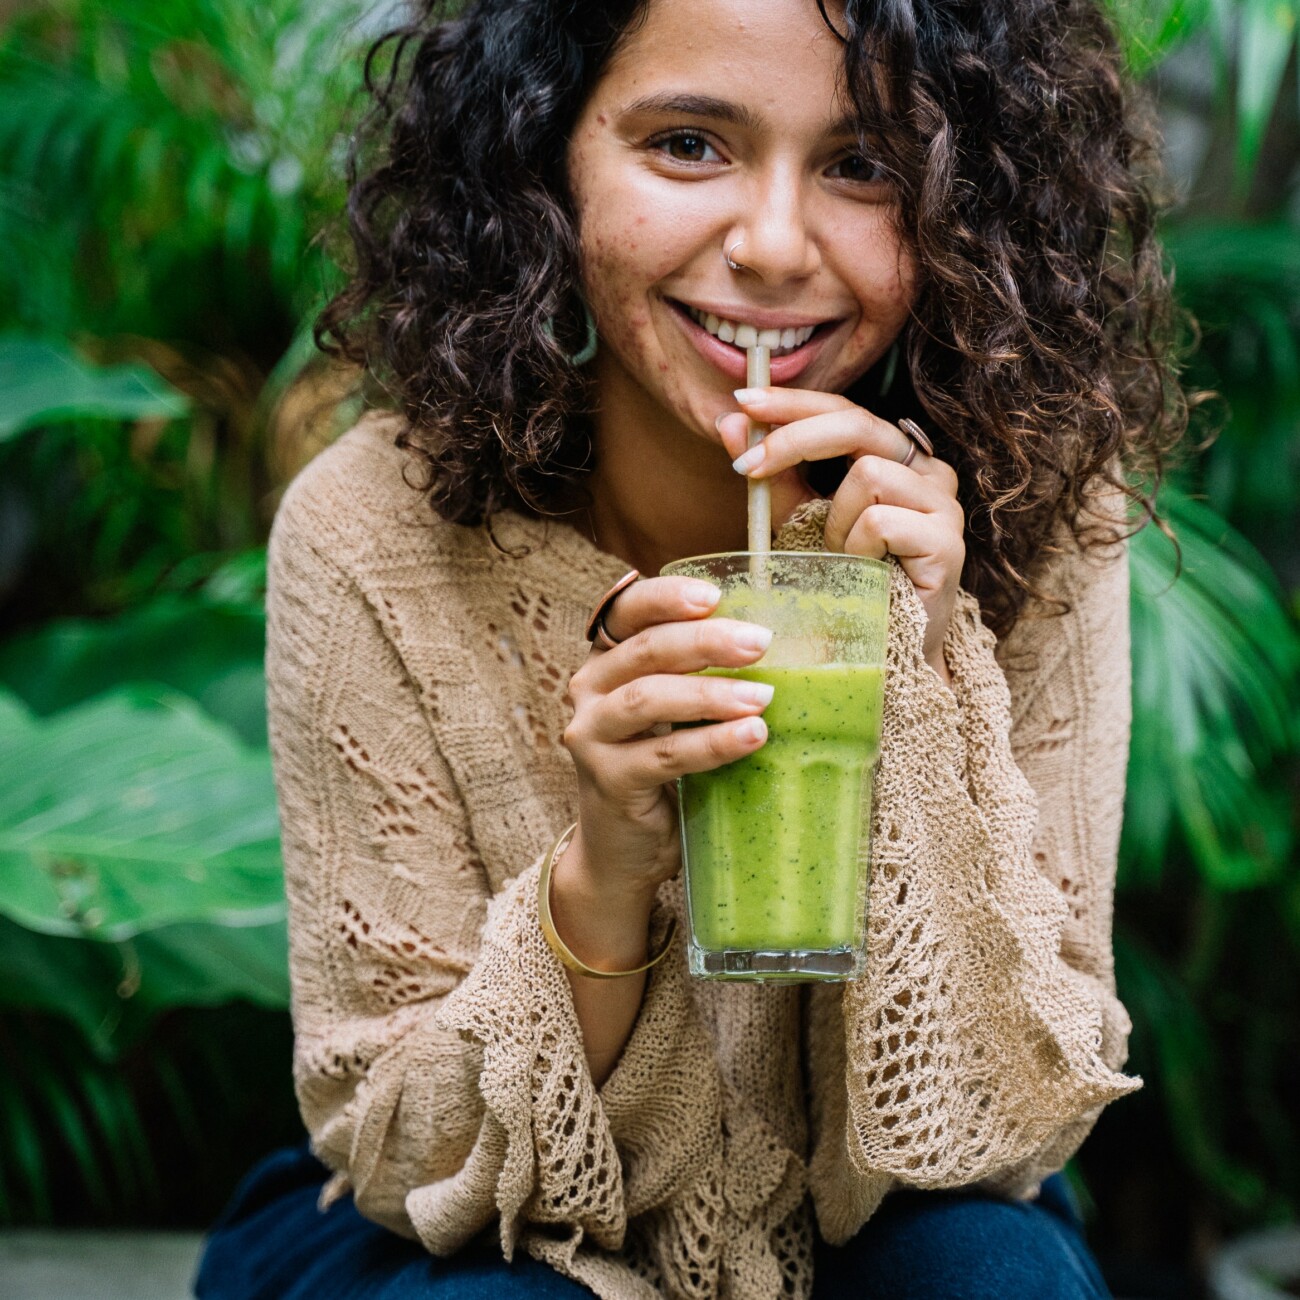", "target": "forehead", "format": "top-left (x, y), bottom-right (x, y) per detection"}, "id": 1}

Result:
top-left (601, 0), bottom-right (853, 132)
